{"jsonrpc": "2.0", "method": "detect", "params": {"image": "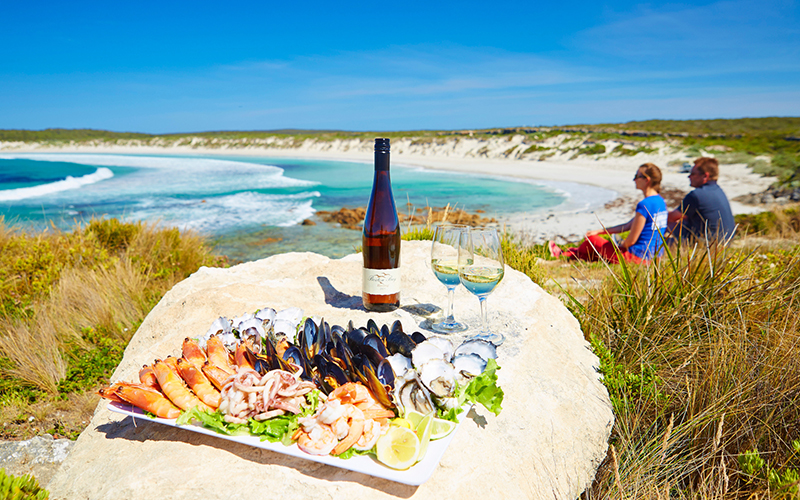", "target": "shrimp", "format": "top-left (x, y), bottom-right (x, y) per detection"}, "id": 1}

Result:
top-left (202, 362), bottom-right (233, 390)
top-left (182, 337), bottom-right (207, 370)
top-left (100, 382), bottom-right (181, 419)
top-left (294, 423), bottom-right (338, 456)
top-left (138, 365), bottom-right (160, 390)
top-left (328, 382), bottom-right (371, 405)
top-left (153, 359), bottom-right (211, 412)
top-left (206, 335), bottom-right (234, 374)
top-left (331, 404), bottom-right (366, 455)
top-left (176, 357), bottom-right (221, 408)
top-left (234, 343), bottom-right (255, 371)
top-left (353, 418), bottom-right (386, 451)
